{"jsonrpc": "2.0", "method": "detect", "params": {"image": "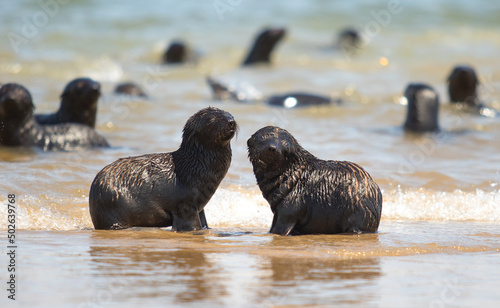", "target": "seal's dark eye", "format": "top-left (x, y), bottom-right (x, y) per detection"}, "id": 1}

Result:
top-left (267, 145), bottom-right (278, 153)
